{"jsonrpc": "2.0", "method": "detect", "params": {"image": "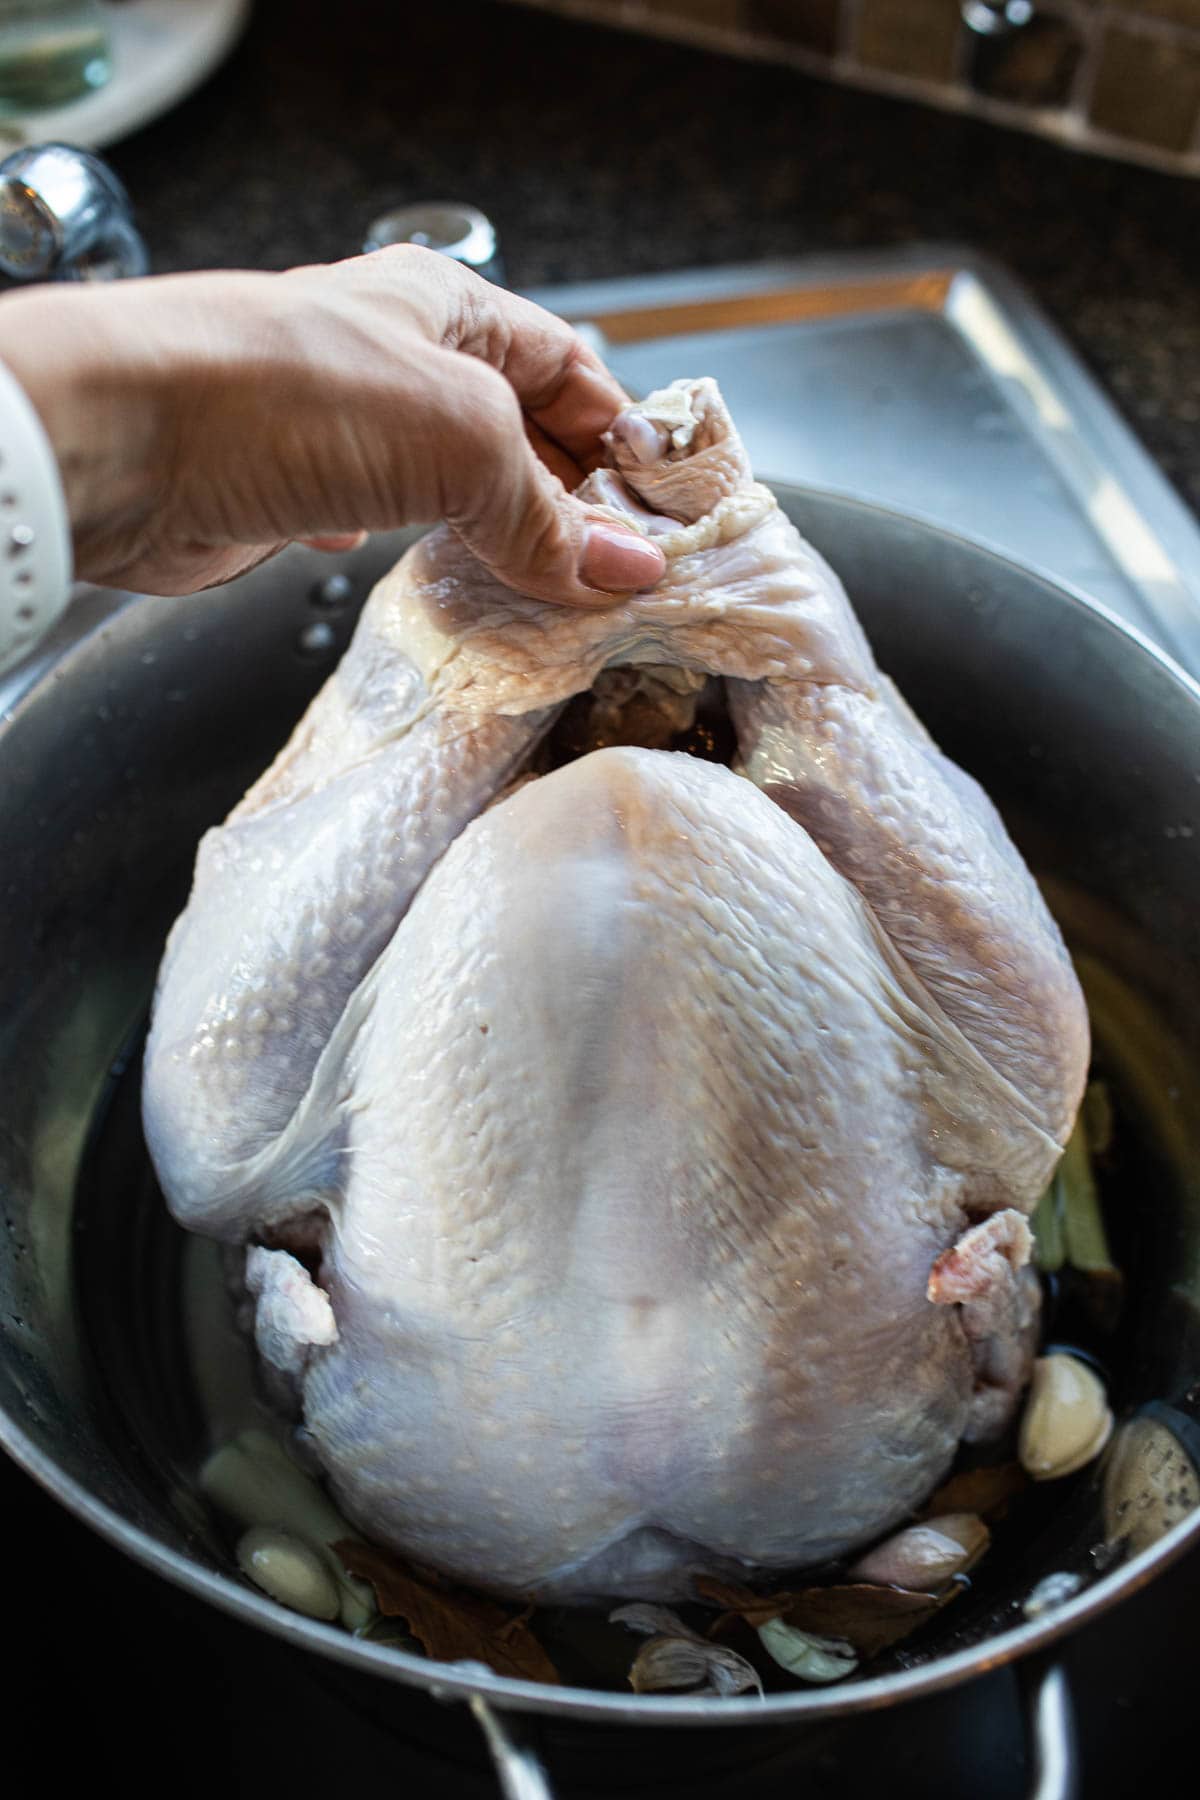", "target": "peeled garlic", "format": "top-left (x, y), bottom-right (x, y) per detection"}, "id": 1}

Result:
top-left (201, 1429), bottom-right (375, 1628)
top-left (1103, 1409), bottom-right (1200, 1555)
top-left (756, 1618), bottom-right (858, 1683)
top-left (1018, 1353), bottom-right (1113, 1481)
top-left (236, 1525), bottom-right (341, 1620)
top-left (848, 1513), bottom-right (989, 1591)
